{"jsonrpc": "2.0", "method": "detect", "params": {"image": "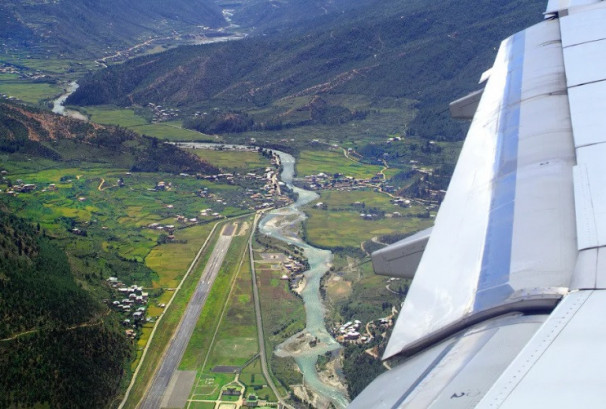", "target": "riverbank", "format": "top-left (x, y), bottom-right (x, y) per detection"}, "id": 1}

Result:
top-left (258, 150), bottom-right (349, 409)
top-left (182, 143), bottom-right (349, 408)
